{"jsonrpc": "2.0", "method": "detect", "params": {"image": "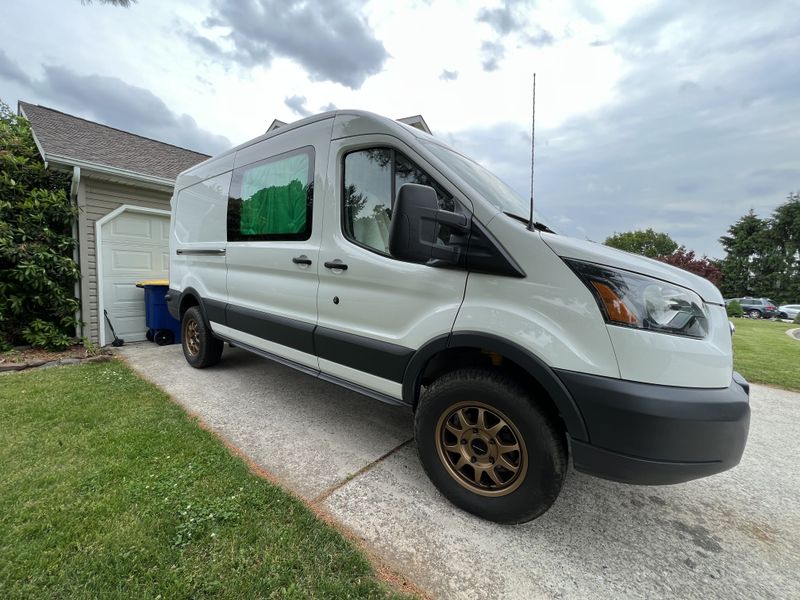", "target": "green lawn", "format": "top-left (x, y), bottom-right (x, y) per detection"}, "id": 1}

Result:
top-left (0, 361), bottom-right (408, 599)
top-left (732, 318), bottom-right (800, 392)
